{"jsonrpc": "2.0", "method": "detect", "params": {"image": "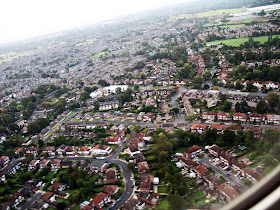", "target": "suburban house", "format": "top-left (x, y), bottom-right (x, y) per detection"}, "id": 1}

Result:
top-left (51, 182), bottom-right (66, 192)
top-left (244, 127), bottom-right (262, 139)
top-left (211, 124), bottom-right (227, 135)
top-left (217, 112), bottom-right (230, 121)
top-left (220, 152), bottom-right (234, 166)
top-left (202, 111), bottom-right (216, 121)
top-left (184, 145), bottom-right (203, 158)
top-left (105, 168), bottom-right (117, 183)
top-left (228, 125), bottom-right (242, 134)
top-left (137, 192), bottom-right (161, 207)
top-left (208, 144), bottom-right (224, 157)
top-left (104, 185), bottom-right (119, 196)
top-left (42, 146), bottom-right (56, 156)
top-left (99, 100), bottom-right (119, 111)
top-left (26, 147), bottom-right (39, 156)
top-left (78, 146), bottom-right (92, 155)
top-left (28, 160), bottom-right (40, 171)
top-left (265, 81), bottom-right (279, 89)
top-left (41, 192), bottom-right (56, 203)
top-left (139, 174), bottom-right (154, 191)
top-left (90, 161), bottom-right (108, 173)
top-left (138, 161), bottom-right (150, 174)
top-left (50, 159), bottom-right (62, 170)
top-left (218, 183), bottom-right (239, 202)
top-left (204, 174), bottom-right (221, 189)
top-left (122, 198), bottom-right (144, 210)
top-left (249, 113), bottom-right (263, 123)
top-left (179, 157), bottom-right (197, 170)
top-left (193, 165), bottom-right (209, 178)
top-left (233, 113), bottom-right (247, 122)
top-left (39, 159), bottom-right (50, 169)
top-left (232, 160), bottom-right (247, 173)
top-left (8, 193), bottom-right (24, 209)
top-left (191, 124), bottom-right (208, 133)
top-left (56, 145), bottom-right (67, 155)
top-left (243, 167), bottom-right (263, 182)
top-left (0, 156), bottom-right (9, 165)
top-left (266, 114), bottom-right (280, 125)
top-left (92, 144), bottom-right (112, 155)
top-left (2, 161), bottom-right (22, 175)
top-left (91, 192), bottom-right (111, 209)
top-left (106, 136), bottom-right (121, 144)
